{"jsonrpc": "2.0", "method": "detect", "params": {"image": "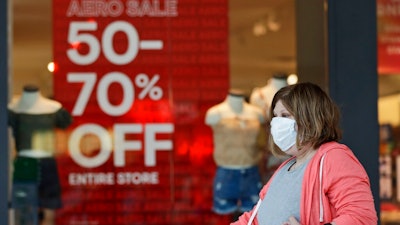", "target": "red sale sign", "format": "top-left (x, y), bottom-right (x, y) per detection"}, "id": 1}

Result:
top-left (377, 0), bottom-right (400, 74)
top-left (53, 1), bottom-right (229, 224)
